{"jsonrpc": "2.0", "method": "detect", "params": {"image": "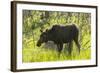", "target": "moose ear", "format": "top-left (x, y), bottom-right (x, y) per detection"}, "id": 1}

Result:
top-left (40, 29), bottom-right (43, 32)
top-left (46, 29), bottom-right (48, 32)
